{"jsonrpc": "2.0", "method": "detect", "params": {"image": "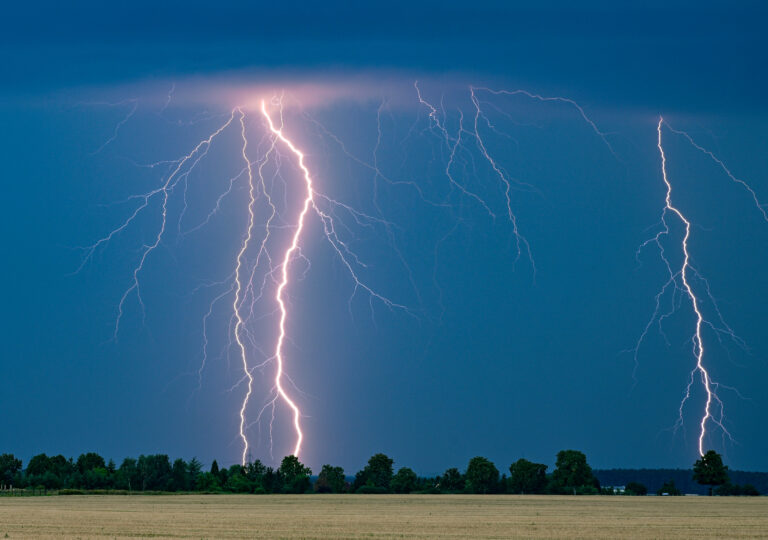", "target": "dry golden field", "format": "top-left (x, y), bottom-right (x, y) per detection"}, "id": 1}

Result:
top-left (1, 494), bottom-right (767, 539)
